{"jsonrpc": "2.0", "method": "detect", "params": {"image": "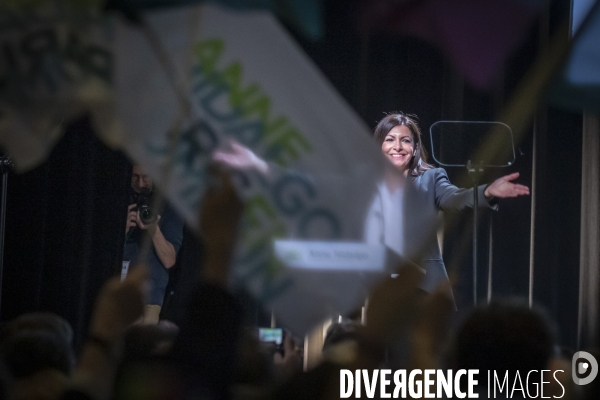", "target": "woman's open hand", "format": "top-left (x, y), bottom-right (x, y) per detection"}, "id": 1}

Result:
top-left (484, 172), bottom-right (530, 199)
